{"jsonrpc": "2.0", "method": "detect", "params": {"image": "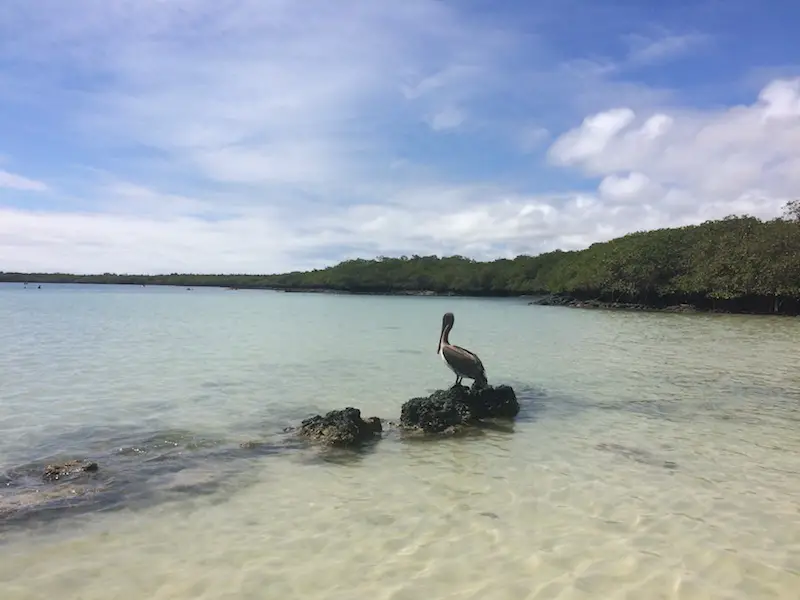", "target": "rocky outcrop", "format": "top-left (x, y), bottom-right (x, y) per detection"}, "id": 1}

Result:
top-left (1, 386), bottom-right (526, 530)
top-left (400, 384), bottom-right (519, 434)
top-left (529, 294), bottom-right (651, 310)
top-left (296, 407), bottom-right (383, 447)
top-left (42, 460), bottom-right (99, 482)
top-left (529, 293), bottom-right (697, 313)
